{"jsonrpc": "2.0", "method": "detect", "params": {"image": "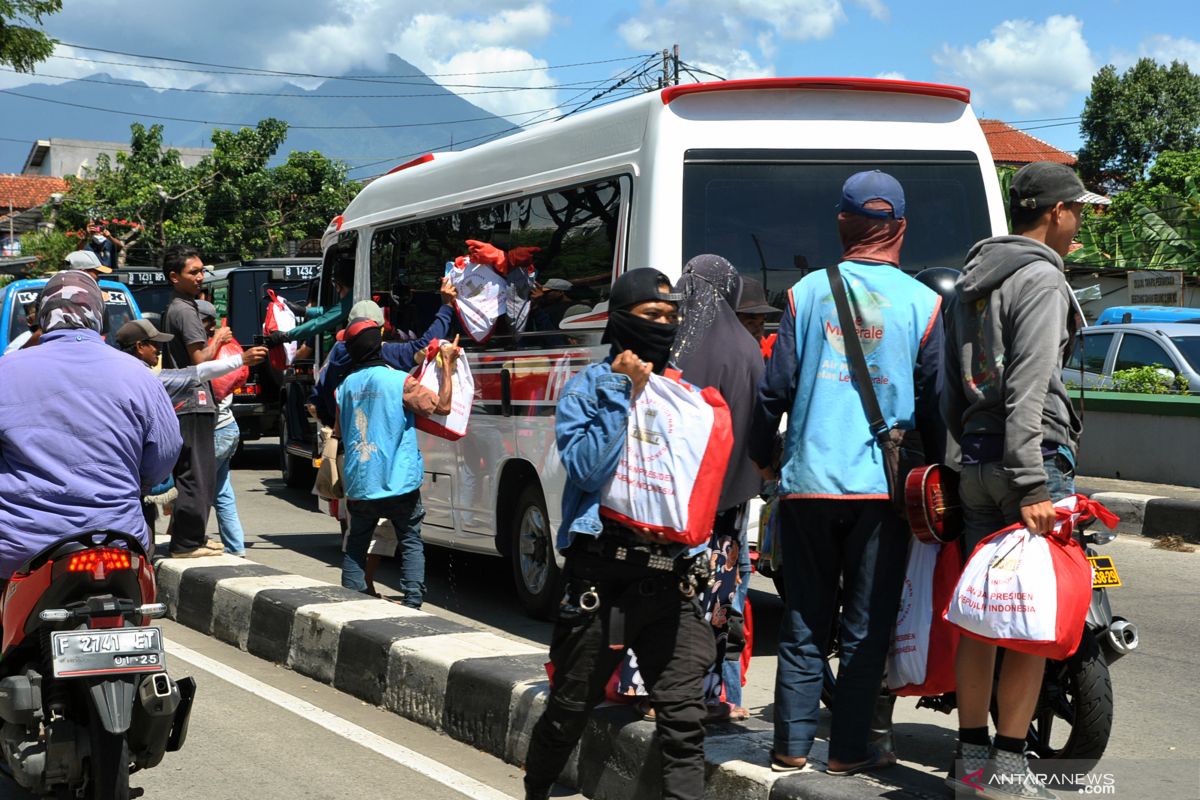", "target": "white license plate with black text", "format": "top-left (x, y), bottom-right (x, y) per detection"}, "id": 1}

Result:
top-left (50, 627), bottom-right (165, 678)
